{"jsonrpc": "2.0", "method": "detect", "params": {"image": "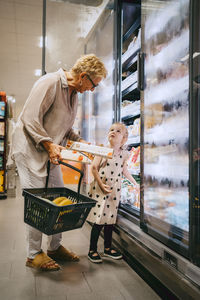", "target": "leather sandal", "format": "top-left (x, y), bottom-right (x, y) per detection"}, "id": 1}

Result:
top-left (47, 245), bottom-right (79, 262)
top-left (26, 251), bottom-right (60, 271)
